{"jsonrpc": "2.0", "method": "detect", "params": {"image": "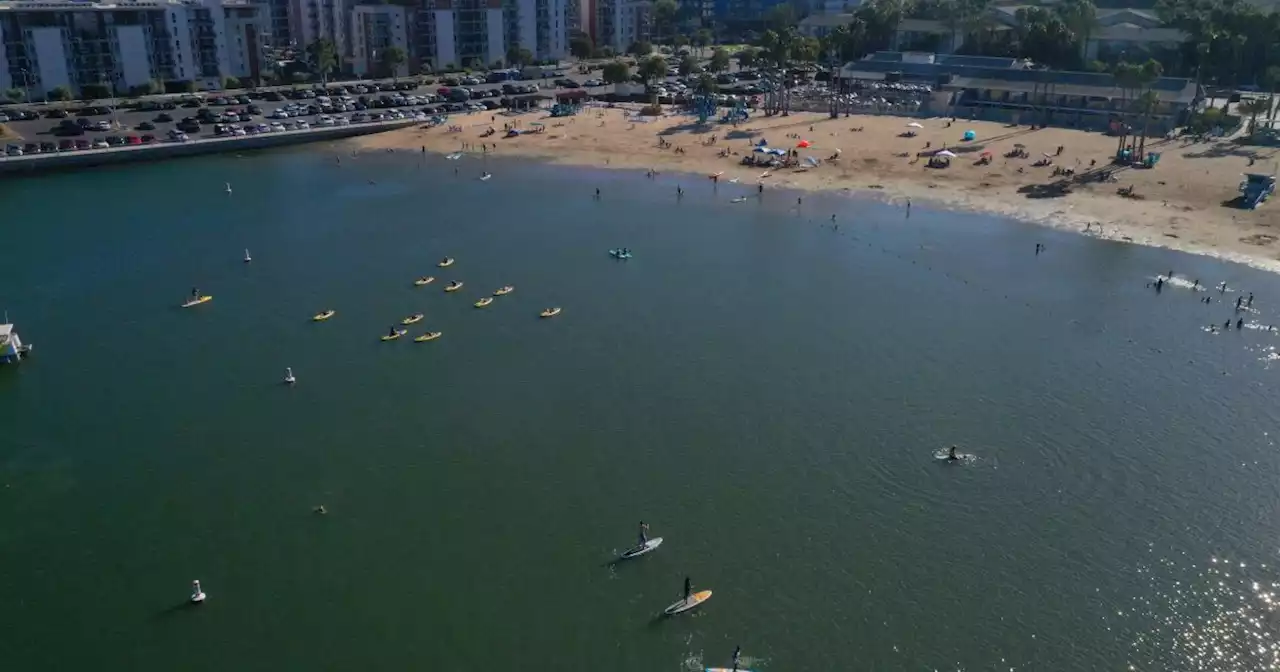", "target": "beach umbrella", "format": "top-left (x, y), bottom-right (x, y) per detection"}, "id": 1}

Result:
top-left (753, 146), bottom-right (769, 152)
top-left (797, 140), bottom-right (811, 148)
top-left (936, 150), bottom-right (957, 158)
top-left (906, 122), bottom-right (923, 128)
